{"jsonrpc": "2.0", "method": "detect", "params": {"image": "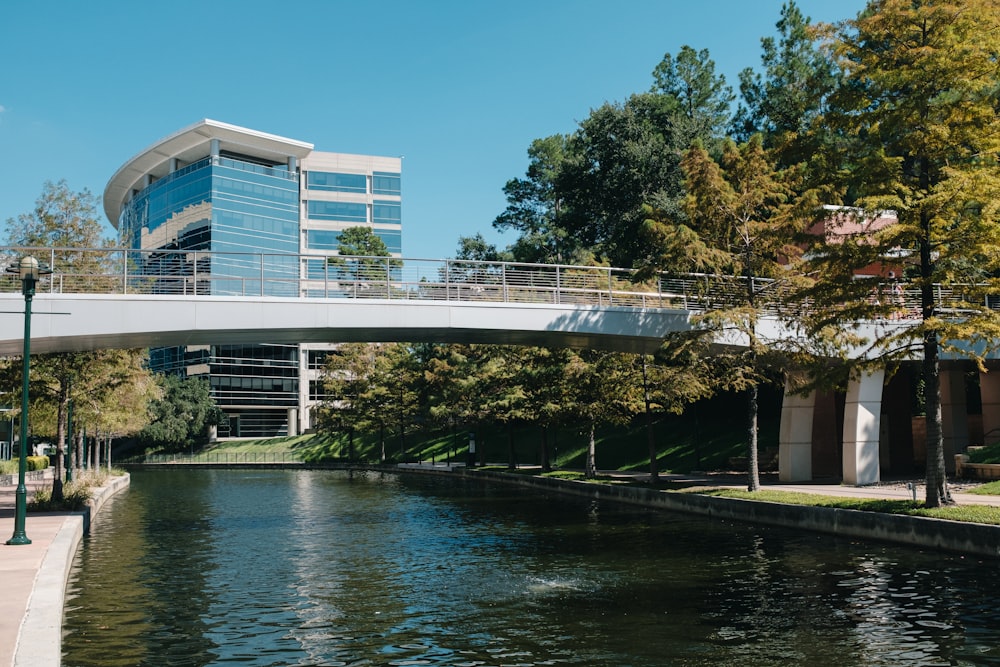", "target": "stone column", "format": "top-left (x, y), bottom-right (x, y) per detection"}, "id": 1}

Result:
top-left (779, 375), bottom-right (815, 482)
top-left (941, 368), bottom-right (969, 470)
top-left (843, 369), bottom-right (885, 486)
top-left (980, 370), bottom-right (1000, 446)
top-left (287, 408), bottom-right (299, 437)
